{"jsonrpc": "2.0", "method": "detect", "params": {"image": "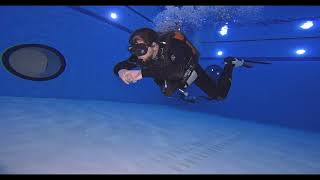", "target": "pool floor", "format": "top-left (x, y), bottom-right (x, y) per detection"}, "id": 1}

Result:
top-left (0, 96), bottom-right (319, 174)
